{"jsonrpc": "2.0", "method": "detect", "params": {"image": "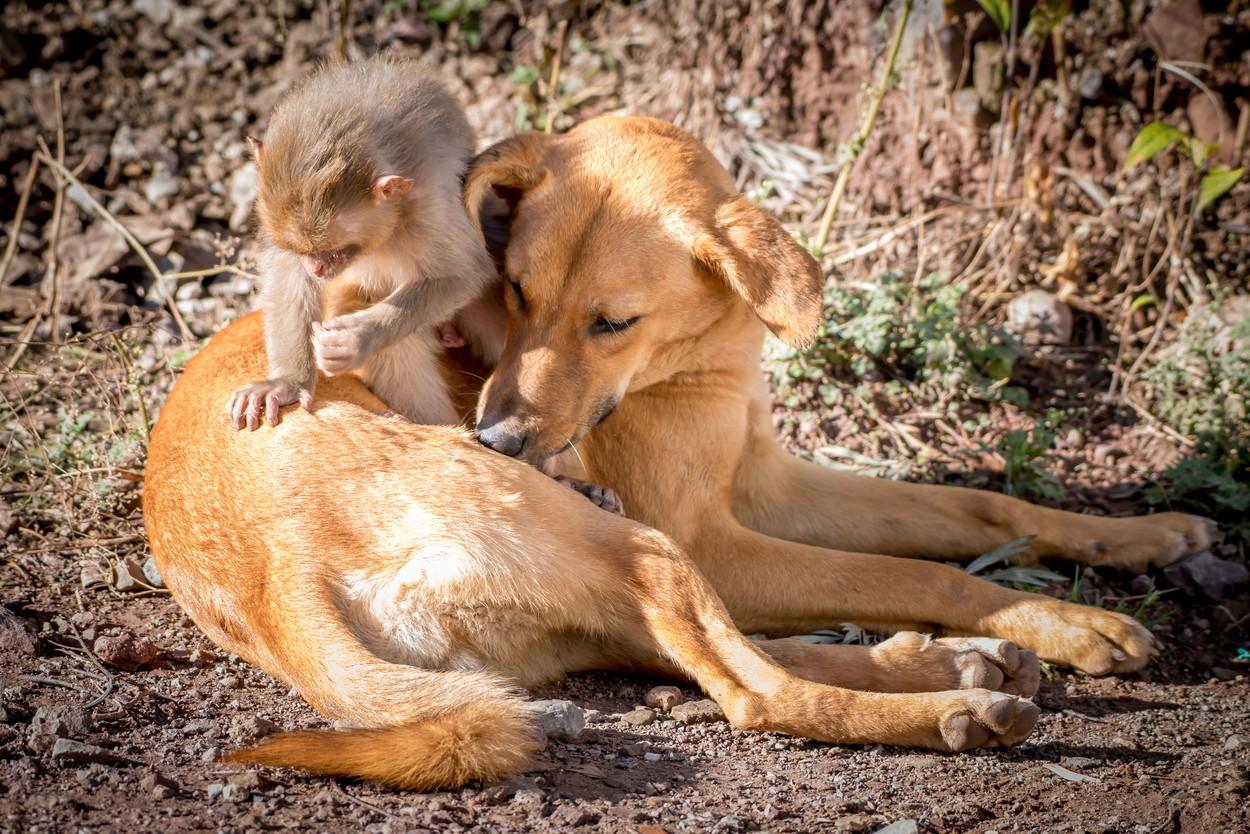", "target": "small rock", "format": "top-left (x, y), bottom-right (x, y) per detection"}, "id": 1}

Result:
top-left (1061, 756), bottom-right (1098, 769)
top-left (206, 782), bottom-right (225, 799)
top-left (139, 771), bottom-right (179, 798)
top-left (643, 751), bottom-right (662, 762)
top-left (0, 607), bottom-right (38, 655)
top-left (1212, 667), bottom-right (1237, 682)
top-left (1007, 289), bottom-right (1073, 346)
top-left (874, 822), bottom-right (919, 834)
top-left (511, 787), bottom-right (545, 808)
top-left (644, 686), bottom-right (684, 712)
top-left (51, 738), bottom-right (133, 766)
top-left (835, 814), bottom-right (882, 833)
top-left (670, 699), bottom-right (725, 725)
top-left (526, 699), bottom-right (585, 742)
top-left (80, 561), bottom-right (109, 589)
top-left (220, 783), bottom-right (249, 802)
top-left (621, 707), bottom-right (657, 727)
top-left (111, 557), bottom-right (148, 592)
top-left (226, 770), bottom-right (271, 790)
top-left (548, 805), bottom-right (599, 827)
top-left (1226, 734), bottom-right (1247, 751)
top-left (141, 556), bottom-right (165, 588)
top-left (31, 705), bottom-right (91, 738)
top-left (228, 715), bottom-right (281, 744)
top-left (93, 633), bottom-right (161, 671)
top-left (1142, 0), bottom-right (1209, 63)
top-left (1077, 66), bottom-right (1104, 100)
top-left (1163, 552), bottom-right (1249, 601)
top-left (952, 87), bottom-right (993, 130)
top-left (972, 41), bottom-right (1004, 111)
top-left (144, 164), bottom-right (179, 205)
